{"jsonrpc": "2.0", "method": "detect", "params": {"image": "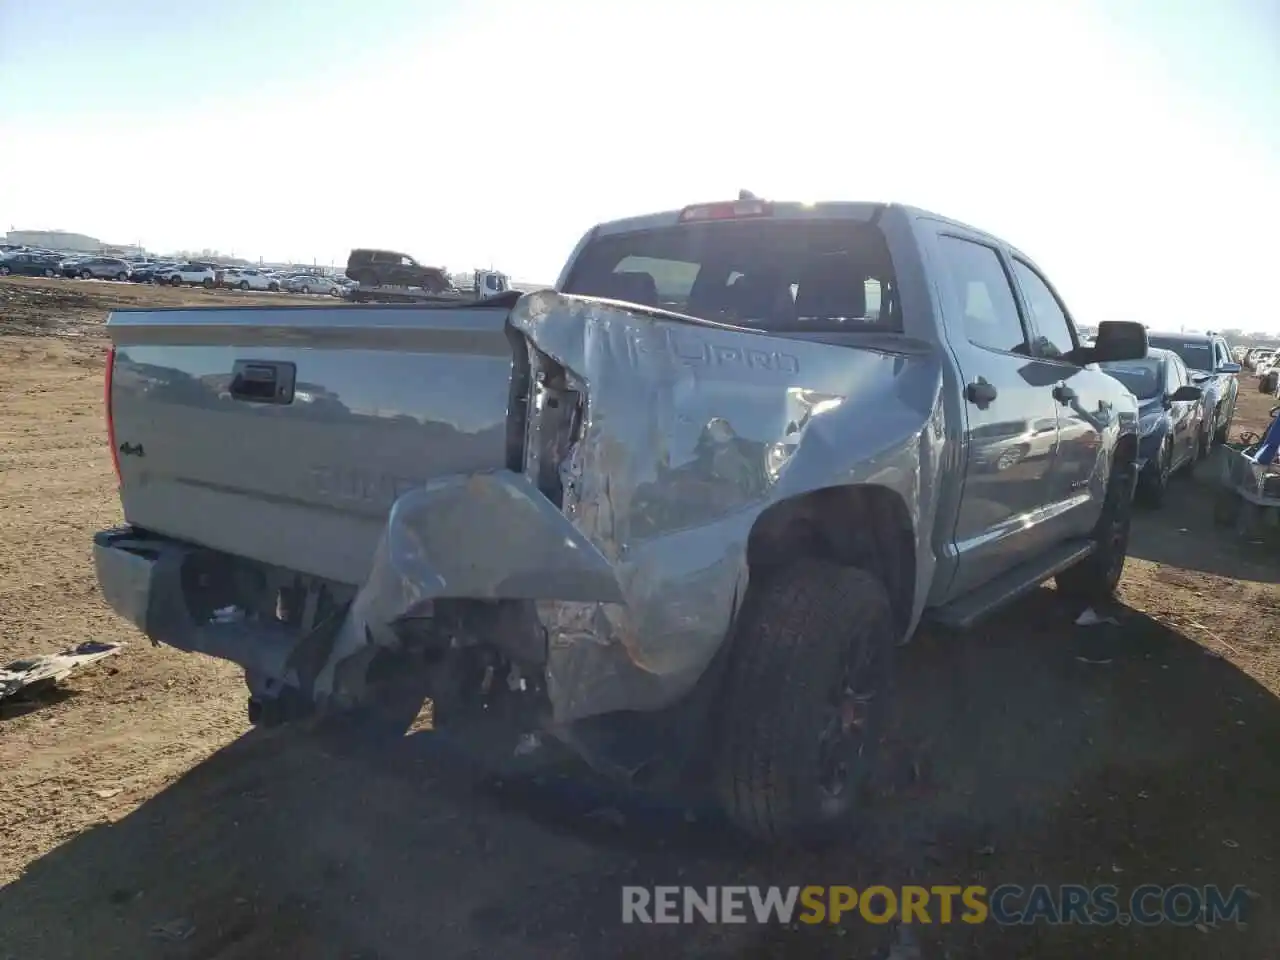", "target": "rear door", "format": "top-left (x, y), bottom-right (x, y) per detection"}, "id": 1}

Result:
top-left (930, 232), bottom-right (1064, 599)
